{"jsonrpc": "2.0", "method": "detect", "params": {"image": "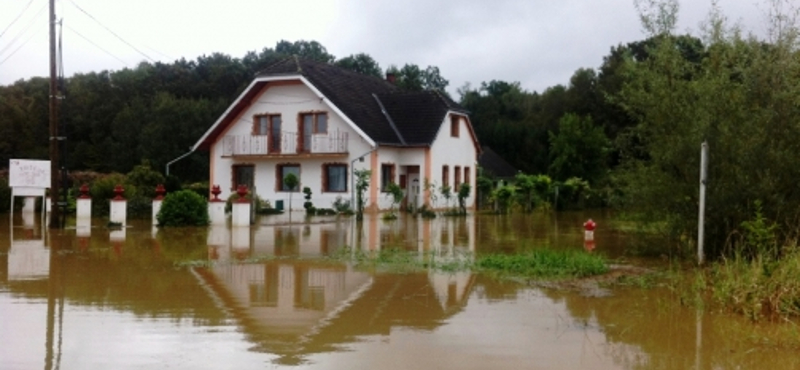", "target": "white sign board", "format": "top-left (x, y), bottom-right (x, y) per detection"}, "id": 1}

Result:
top-left (9, 159), bottom-right (51, 188)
